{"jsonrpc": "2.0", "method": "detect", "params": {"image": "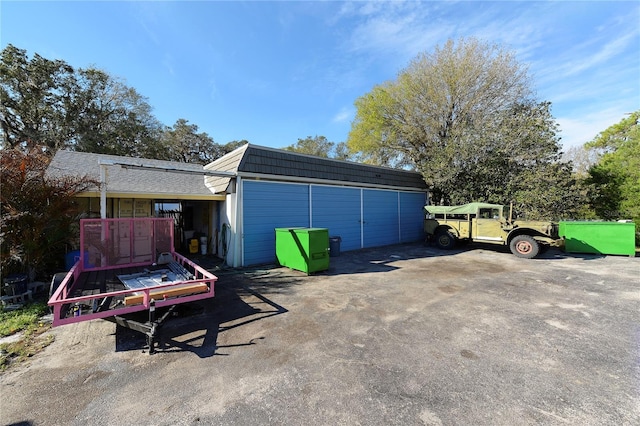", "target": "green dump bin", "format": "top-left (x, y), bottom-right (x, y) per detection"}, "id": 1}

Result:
top-left (275, 227), bottom-right (329, 274)
top-left (559, 221), bottom-right (636, 256)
